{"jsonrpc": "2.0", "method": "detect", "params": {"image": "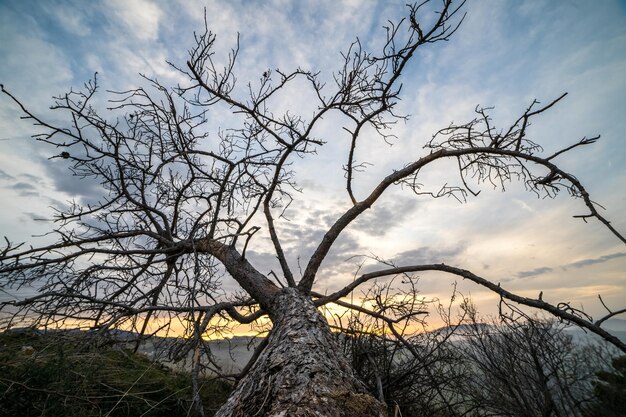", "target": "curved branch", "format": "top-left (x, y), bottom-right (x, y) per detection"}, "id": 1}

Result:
top-left (300, 137), bottom-right (625, 293)
top-left (320, 263), bottom-right (626, 352)
top-left (191, 238), bottom-right (279, 309)
top-left (596, 294), bottom-right (626, 327)
top-left (299, 149), bottom-right (449, 291)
